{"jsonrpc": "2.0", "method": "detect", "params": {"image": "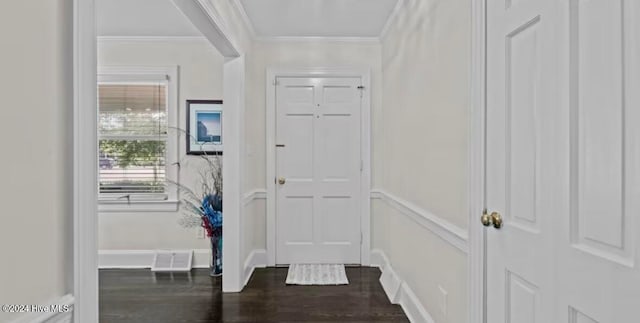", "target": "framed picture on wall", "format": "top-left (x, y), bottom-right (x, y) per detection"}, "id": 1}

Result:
top-left (186, 100), bottom-right (223, 155)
